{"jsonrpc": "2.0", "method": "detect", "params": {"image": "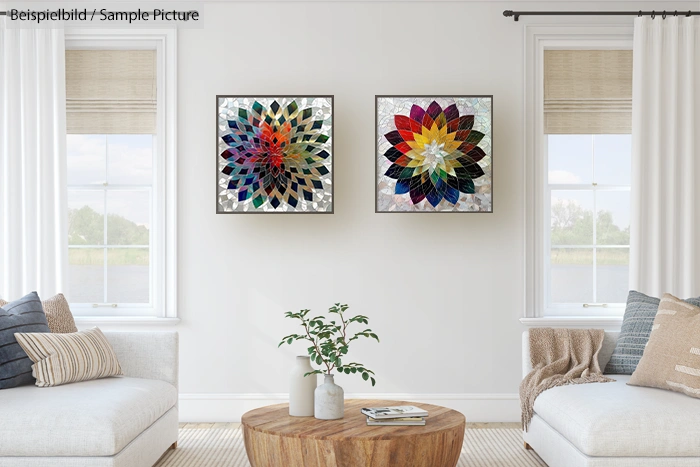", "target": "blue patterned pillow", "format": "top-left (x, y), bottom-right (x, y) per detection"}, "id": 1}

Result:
top-left (0, 292), bottom-right (50, 389)
top-left (605, 291), bottom-right (700, 374)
